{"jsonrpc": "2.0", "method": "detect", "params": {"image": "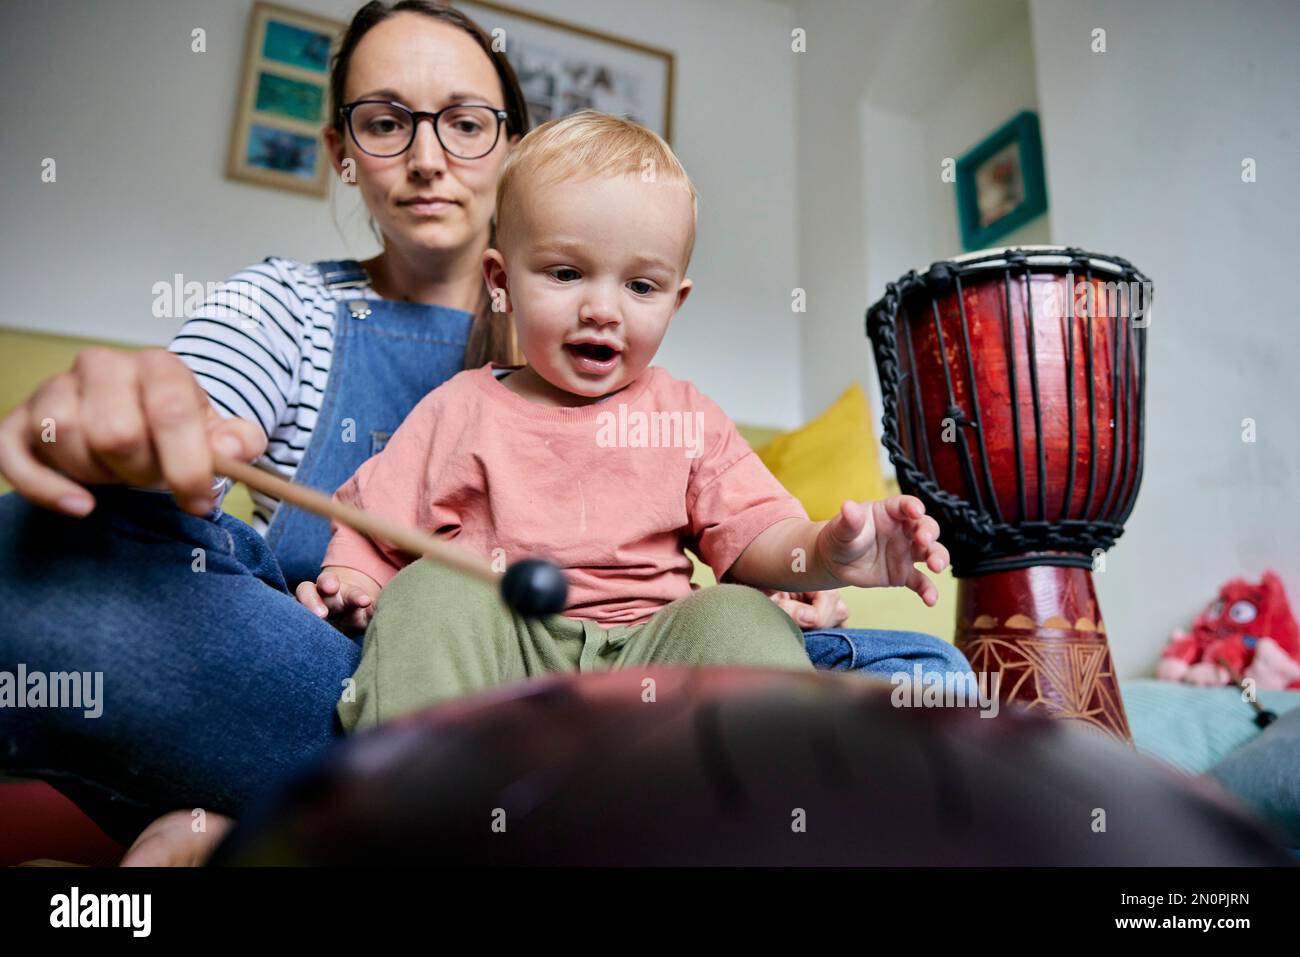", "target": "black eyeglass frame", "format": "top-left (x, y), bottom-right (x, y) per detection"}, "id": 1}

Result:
top-left (339, 100), bottom-right (511, 159)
